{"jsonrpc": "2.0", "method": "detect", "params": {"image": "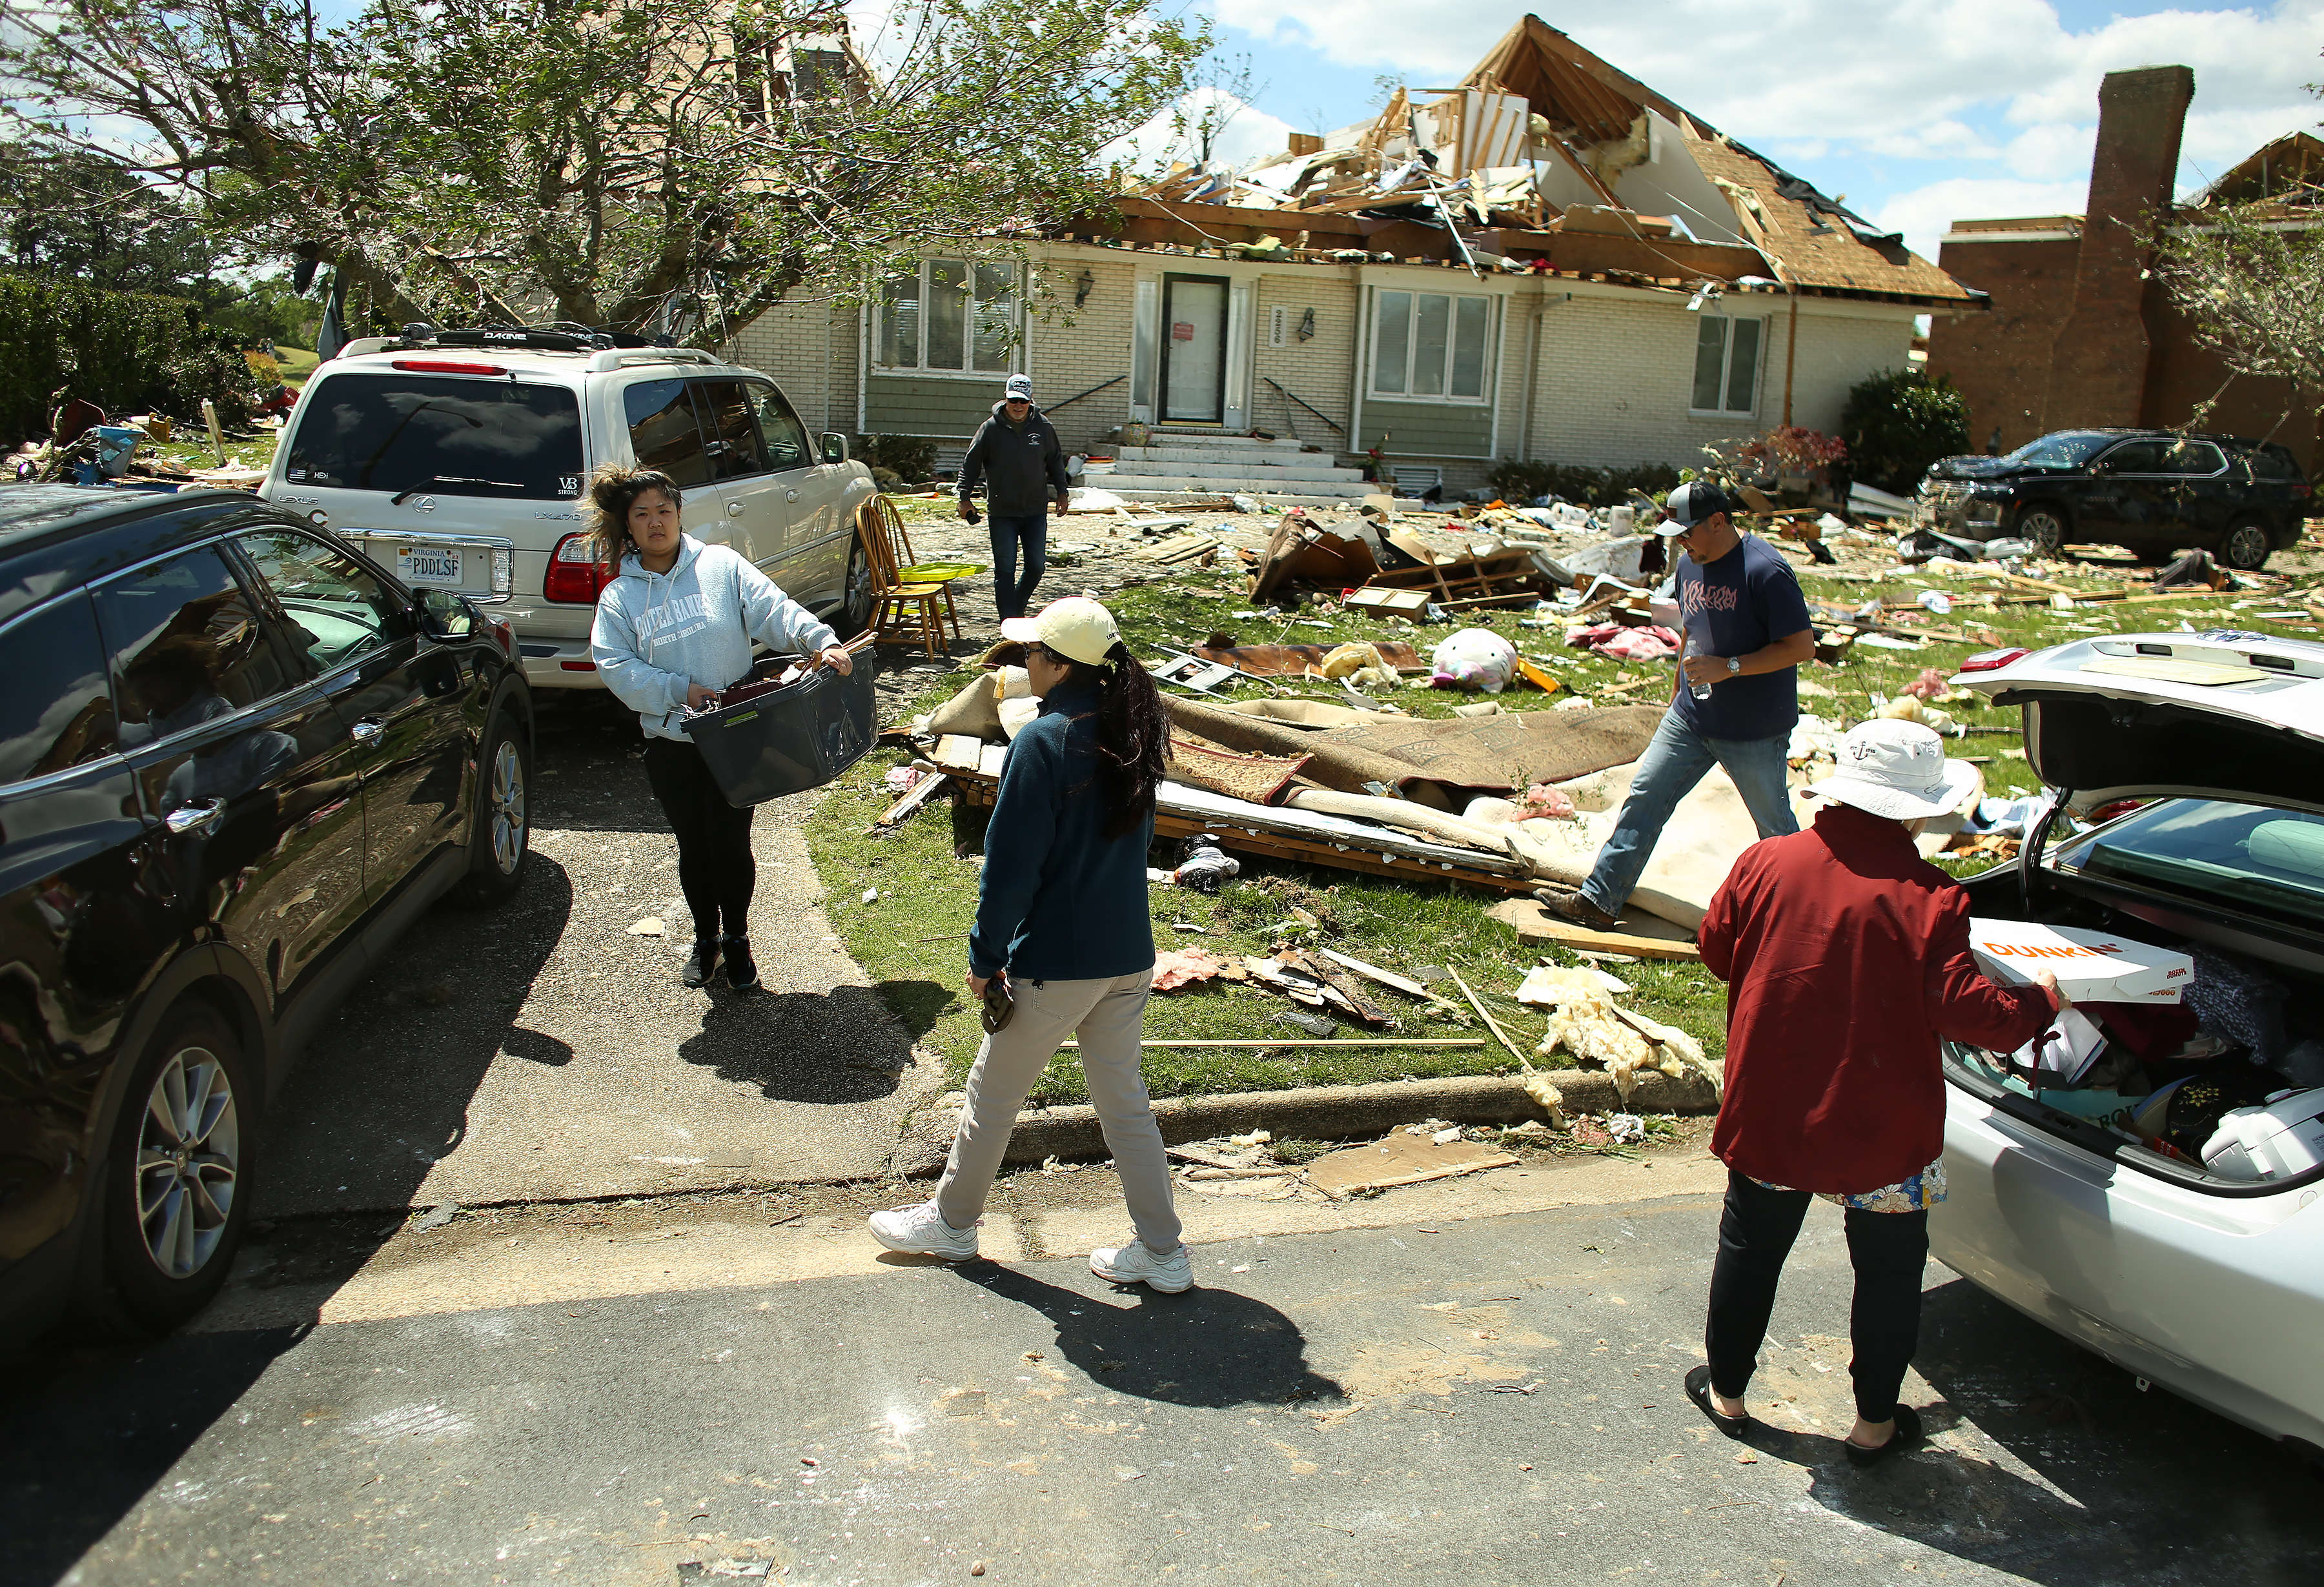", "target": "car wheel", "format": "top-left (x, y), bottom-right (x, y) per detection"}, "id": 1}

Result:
top-left (451, 706), bottom-right (530, 907)
top-left (2016, 505), bottom-right (2068, 556)
top-left (99, 1004), bottom-right (254, 1333)
top-left (835, 535), bottom-right (875, 639)
top-left (2219, 520), bottom-right (2273, 571)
